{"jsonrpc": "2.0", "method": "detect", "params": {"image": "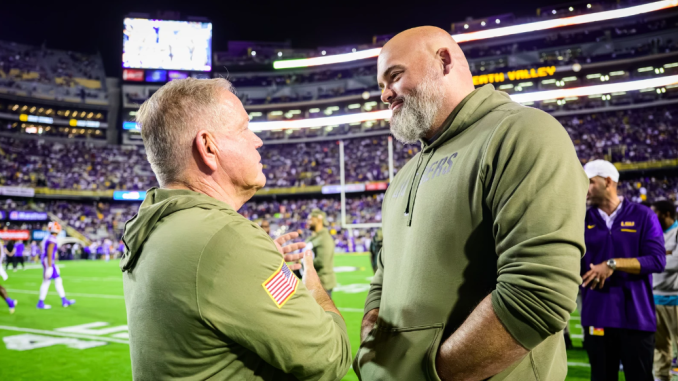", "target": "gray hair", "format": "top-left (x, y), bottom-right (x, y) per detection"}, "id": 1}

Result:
top-left (136, 78), bottom-right (236, 186)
